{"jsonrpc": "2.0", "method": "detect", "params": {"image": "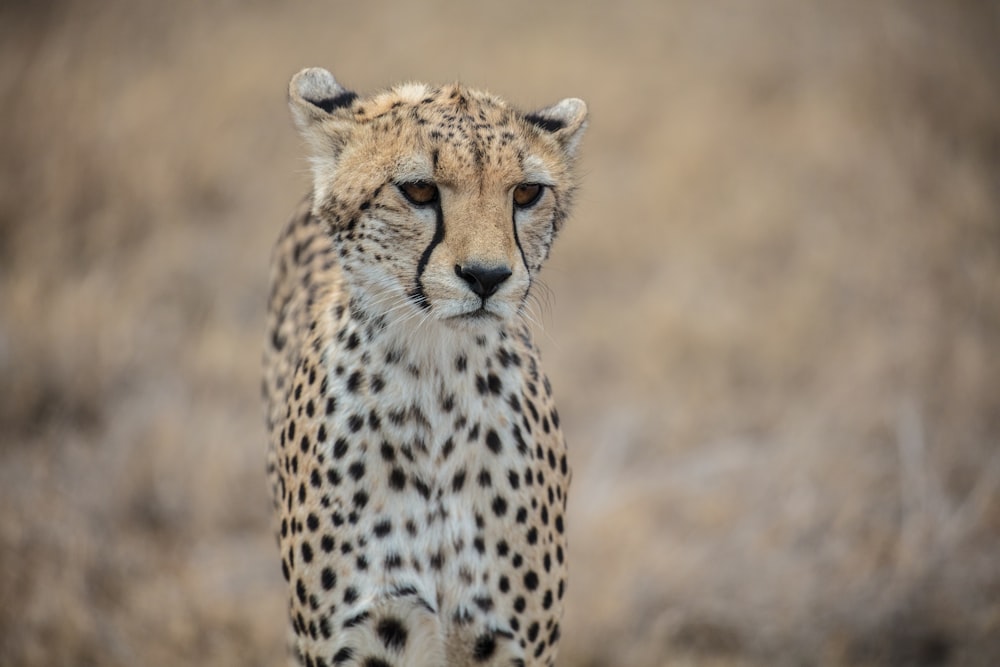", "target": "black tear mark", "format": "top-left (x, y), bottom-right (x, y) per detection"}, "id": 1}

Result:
top-left (409, 199), bottom-right (445, 309)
